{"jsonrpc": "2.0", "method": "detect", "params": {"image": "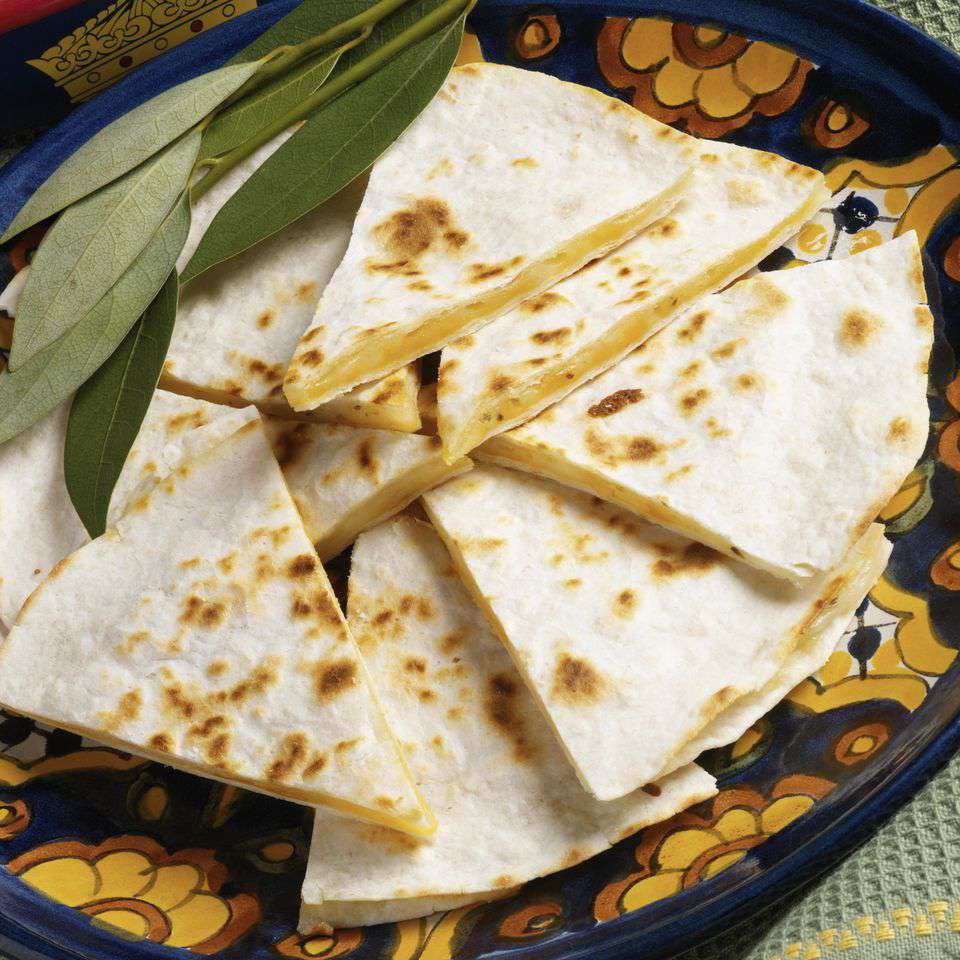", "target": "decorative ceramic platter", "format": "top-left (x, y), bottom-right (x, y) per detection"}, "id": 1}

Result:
top-left (2, 0), bottom-right (960, 957)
